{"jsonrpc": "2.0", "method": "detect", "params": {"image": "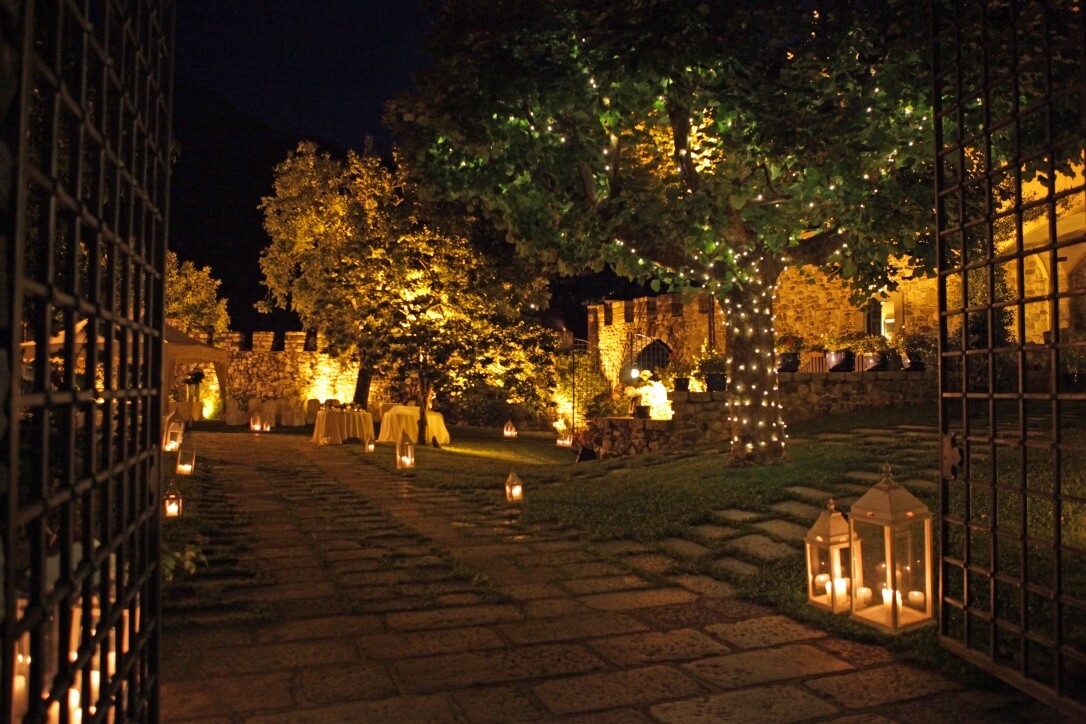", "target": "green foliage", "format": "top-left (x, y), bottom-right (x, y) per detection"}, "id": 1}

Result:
top-left (774, 333), bottom-right (805, 354)
top-left (165, 251), bottom-right (231, 340)
top-left (162, 541), bottom-right (207, 585)
top-left (819, 329), bottom-right (865, 353)
top-left (554, 351), bottom-right (621, 428)
top-left (894, 331), bottom-right (937, 357)
top-left (855, 334), bottom-right (892, 354)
